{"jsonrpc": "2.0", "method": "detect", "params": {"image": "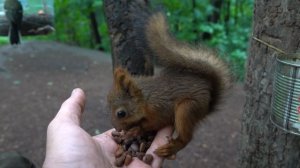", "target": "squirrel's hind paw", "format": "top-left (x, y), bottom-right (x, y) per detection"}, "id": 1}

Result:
top-left (154, 139), bottom-right (181, 159)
